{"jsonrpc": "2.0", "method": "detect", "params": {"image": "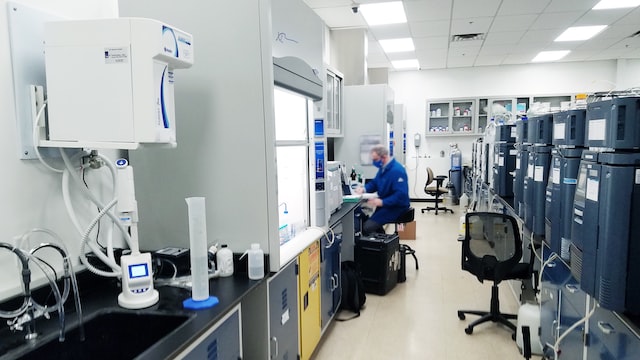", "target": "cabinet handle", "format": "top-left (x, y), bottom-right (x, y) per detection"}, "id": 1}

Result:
top-left (271, 336), bottom-right (278, 358)
top-left (565, 284), bottom-right (578, 293)
top-left (597, 321), bottom-right (615, 335)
